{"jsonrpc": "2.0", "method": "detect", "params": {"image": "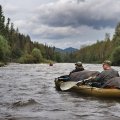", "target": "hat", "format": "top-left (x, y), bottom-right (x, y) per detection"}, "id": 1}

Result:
top-left (103, 60), bottom-right (112, 66)
top-left (75, 61), bottom-right (82, 66)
